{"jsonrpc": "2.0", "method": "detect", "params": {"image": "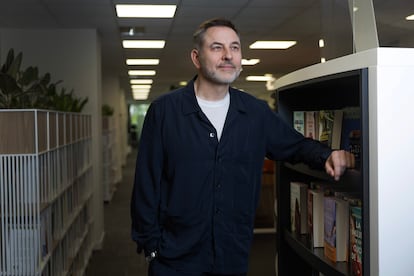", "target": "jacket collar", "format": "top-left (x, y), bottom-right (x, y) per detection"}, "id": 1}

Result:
top-left (181, 75), bottom-right (247, 116)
